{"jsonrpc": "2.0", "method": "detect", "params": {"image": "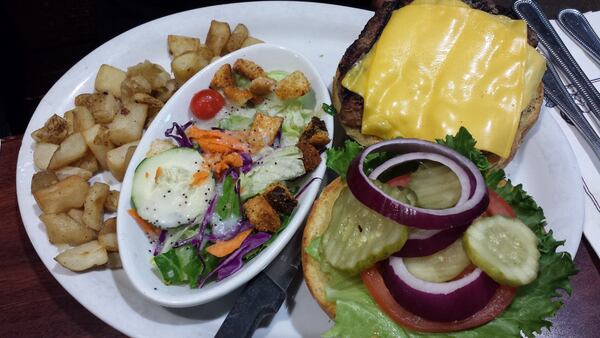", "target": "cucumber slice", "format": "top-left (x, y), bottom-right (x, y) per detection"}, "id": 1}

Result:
top-left (321, 182), bottom-right (410, 274)
top-left (464, 215), bottom-right (539, 286)
top-left (404, 238), bottom-right (471, 282)
top-left (408, 161), bottom-right (461, 209)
